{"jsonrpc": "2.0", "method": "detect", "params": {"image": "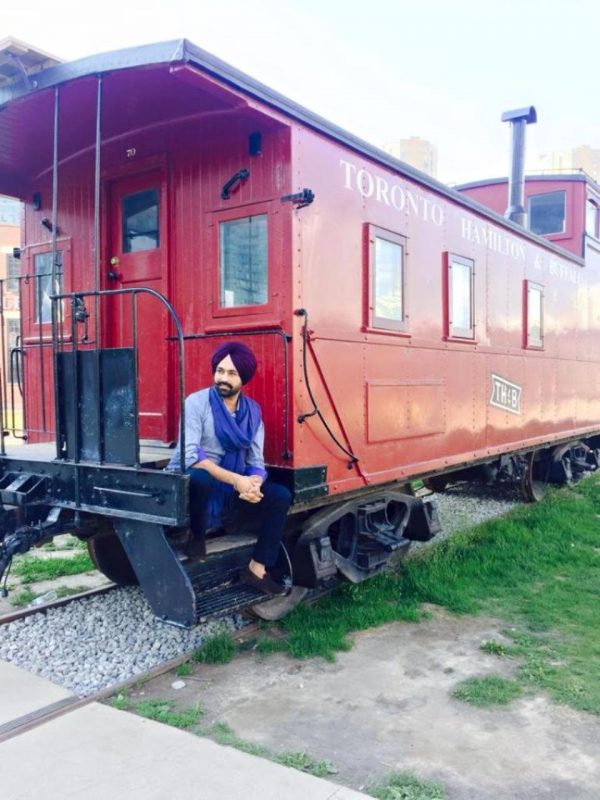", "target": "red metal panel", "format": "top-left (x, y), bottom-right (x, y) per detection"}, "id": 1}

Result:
top-left (291, 125), bottom-right (600, 493)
